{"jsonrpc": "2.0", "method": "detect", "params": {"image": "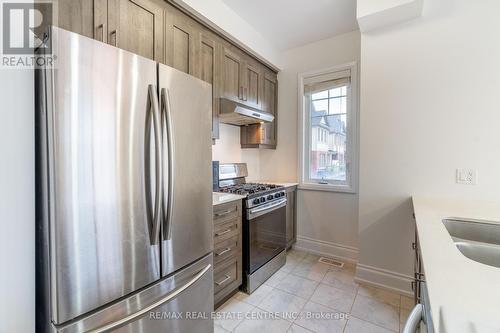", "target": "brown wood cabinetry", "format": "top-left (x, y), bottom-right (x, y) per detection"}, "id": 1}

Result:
top-left (213, 200), bottom-right (243, 307)
top-left (241, 70), bottom-right (278, 148)
top-left (53, 0), bottom-right (278, 147)
top-left (164, 4), bottom-right (198, 75)
top-left (93, 0), bottom-right (164, 62)
top-left (57, 0), bottom-right (94, 38)
top-left (198, 31), bottom-right (222, 140)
